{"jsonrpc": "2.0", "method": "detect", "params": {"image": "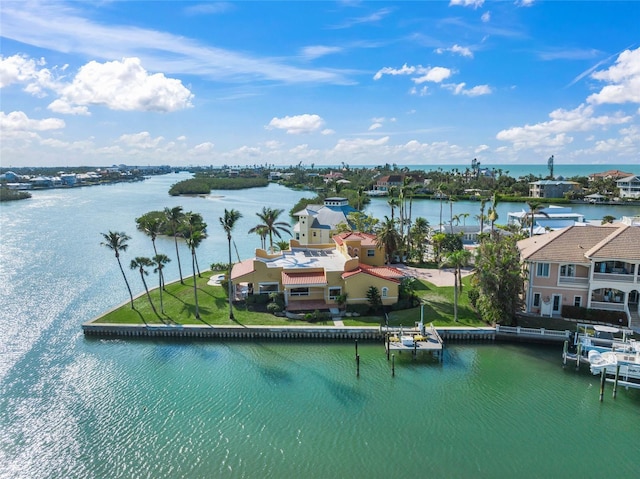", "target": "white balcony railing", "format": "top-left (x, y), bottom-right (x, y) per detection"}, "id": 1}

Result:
top-left (590, 301), bottom-right (626, 311)
top-left (558, 276), bottom-right (589, 285)
top-left (592, 272), bottom-right (635, 283)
